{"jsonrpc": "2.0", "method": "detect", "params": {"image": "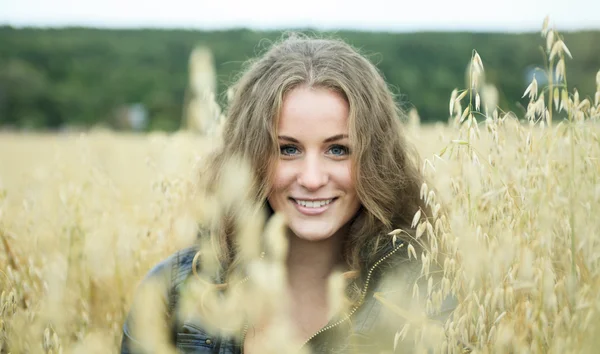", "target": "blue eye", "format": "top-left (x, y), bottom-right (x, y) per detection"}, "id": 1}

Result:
top-left (328, 145), bottom-right (349, 156)
top-left (280, 145), bottom-right (299, 156)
